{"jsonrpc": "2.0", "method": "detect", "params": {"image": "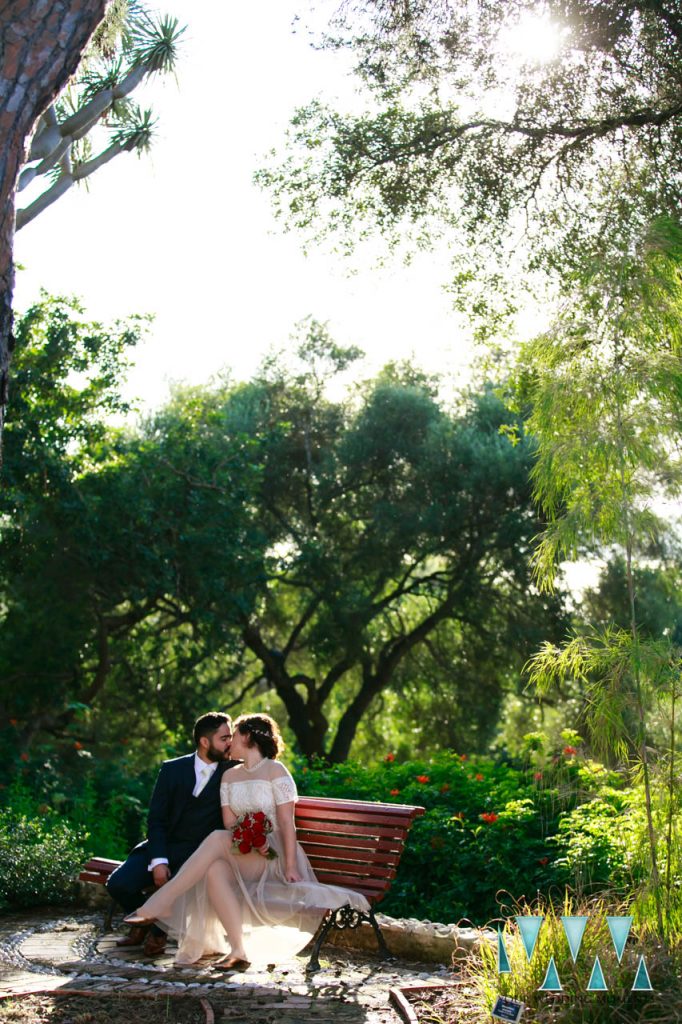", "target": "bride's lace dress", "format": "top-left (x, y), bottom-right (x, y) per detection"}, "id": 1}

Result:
top-left (135, 760), bottom-right (370, 964)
